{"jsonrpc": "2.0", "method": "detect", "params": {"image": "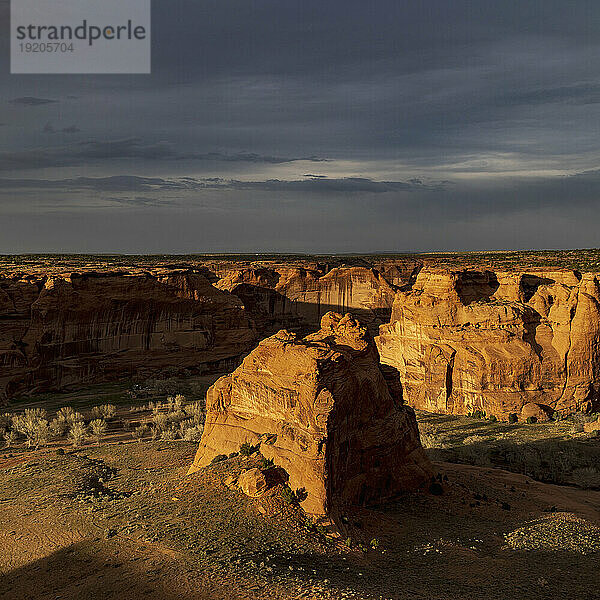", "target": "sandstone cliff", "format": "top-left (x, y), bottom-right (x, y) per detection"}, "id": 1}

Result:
top-left (0, 271), bottom-right (256, 401)
top-left (217, 266), bottom-right (398, 335)
top-left (189, 312), bottom-right (431, 516)
top-left (377, 268), bottom-right (600, 419)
